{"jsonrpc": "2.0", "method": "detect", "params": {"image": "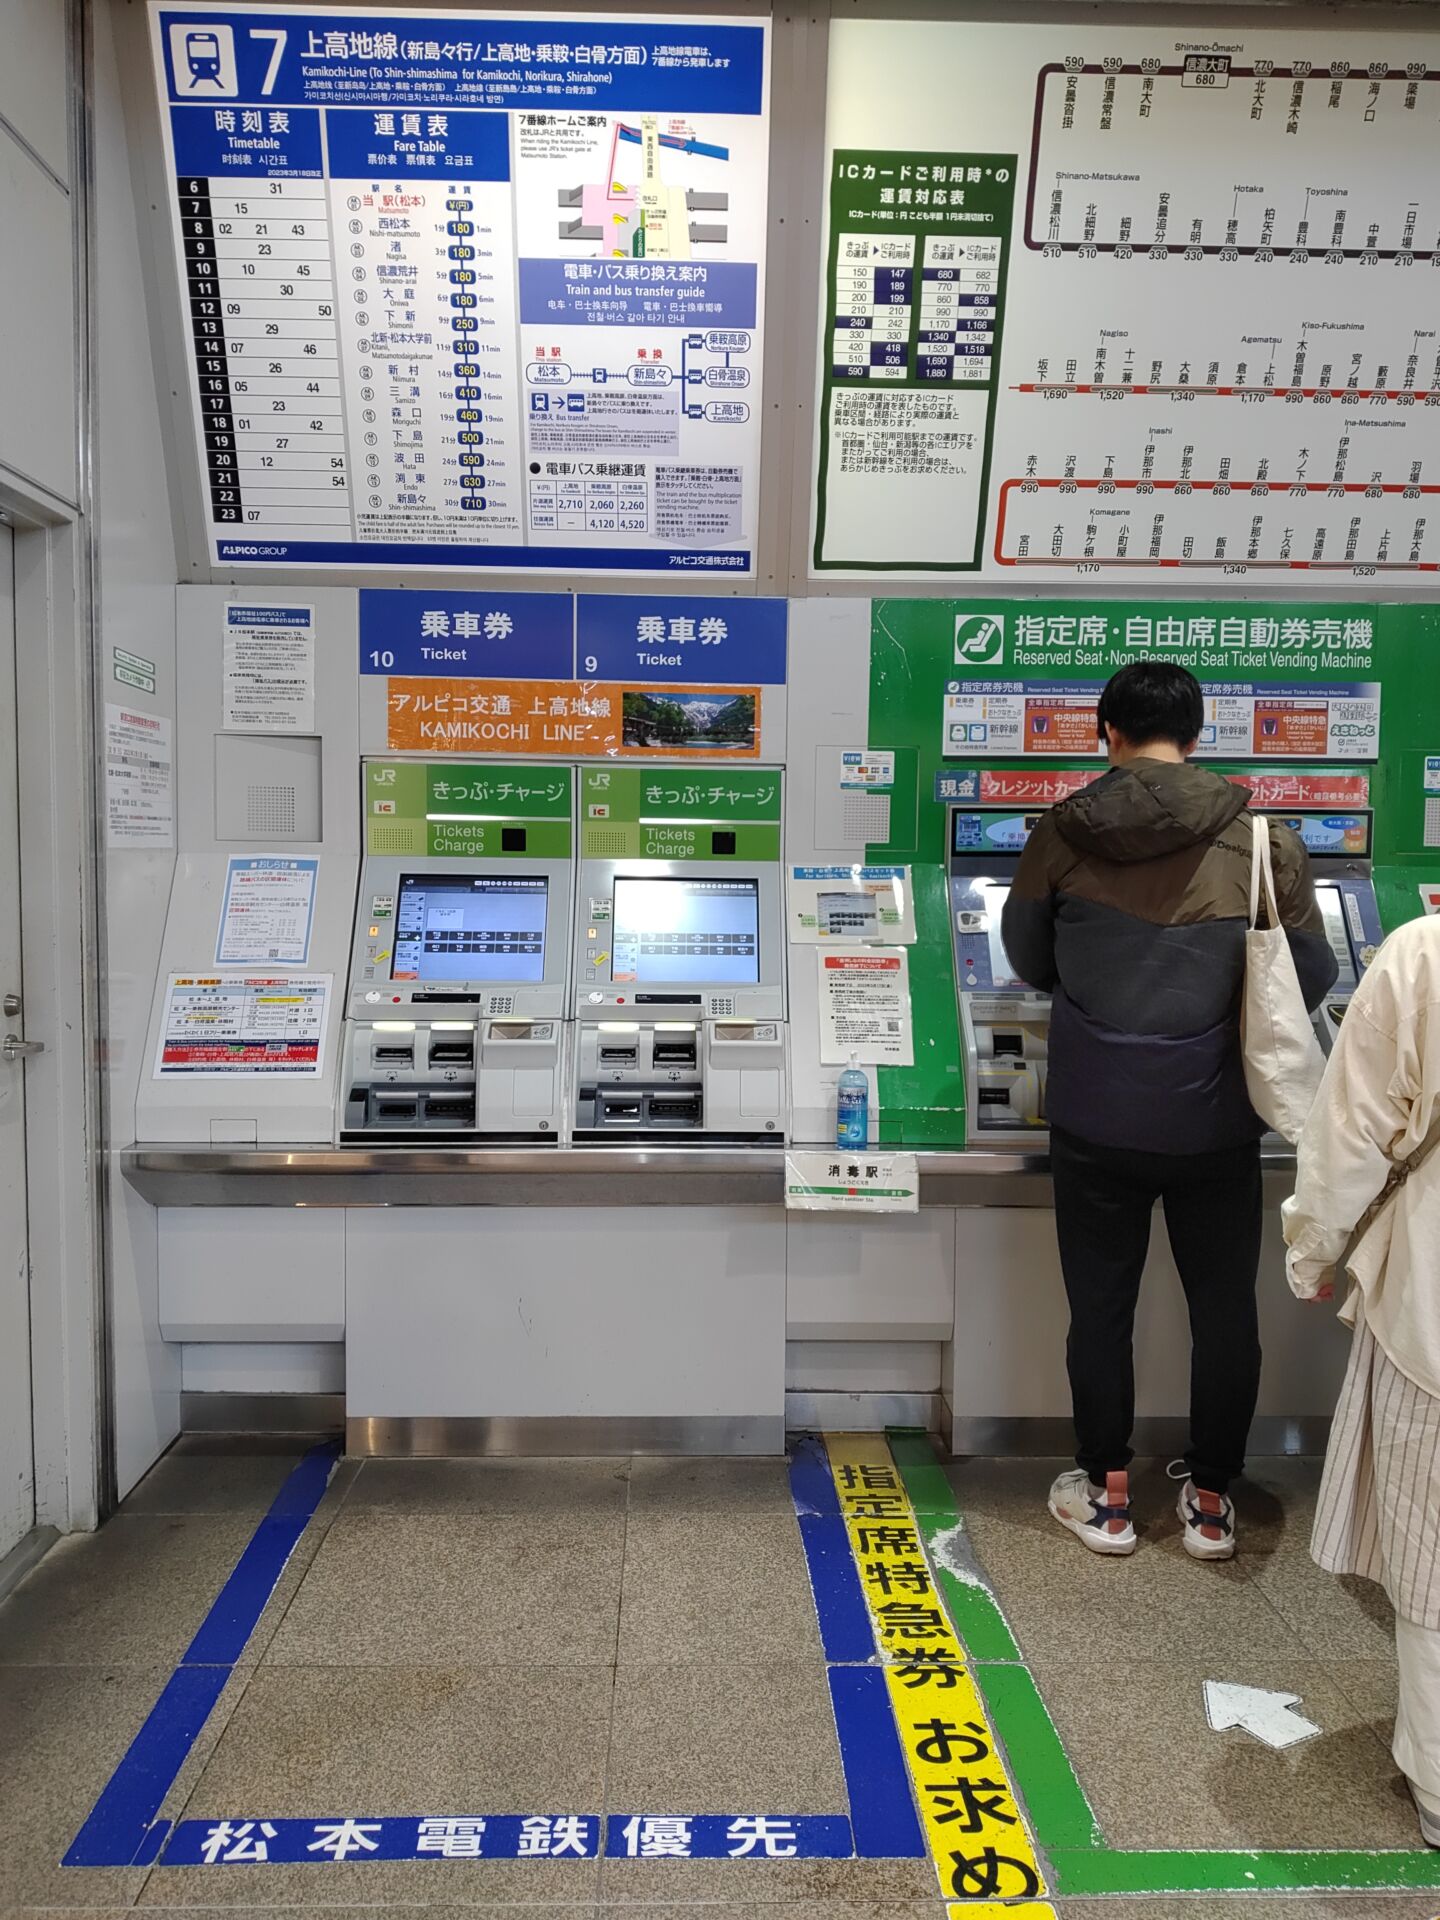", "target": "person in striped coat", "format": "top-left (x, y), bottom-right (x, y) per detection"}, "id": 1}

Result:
top-left (1284, 913), bottom-right (1440, 1847)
